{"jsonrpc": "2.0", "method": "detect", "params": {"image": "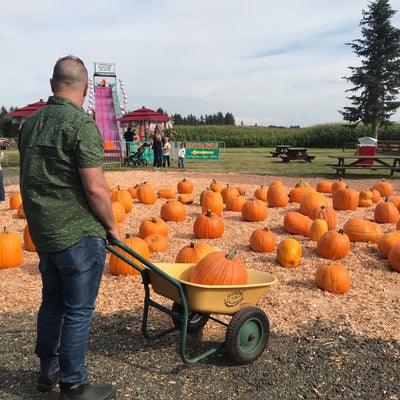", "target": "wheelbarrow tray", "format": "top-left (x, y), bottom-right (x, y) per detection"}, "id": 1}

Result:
top-left (149, 263), bottom-right (277, 315)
